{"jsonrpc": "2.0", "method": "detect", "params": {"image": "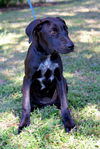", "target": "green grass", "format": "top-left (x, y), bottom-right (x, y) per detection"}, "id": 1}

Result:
top-left (0, 0), bottom-right (100, 148)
